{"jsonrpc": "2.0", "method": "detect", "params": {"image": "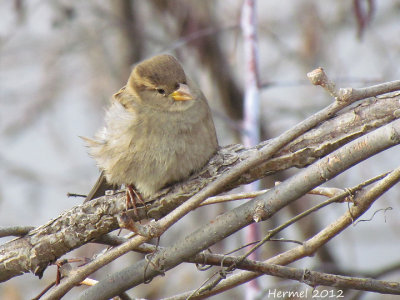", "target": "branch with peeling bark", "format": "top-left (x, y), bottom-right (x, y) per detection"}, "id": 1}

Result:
top-left (1, 73), bottom-right (400, 300)
top-left (76, 117), bottom-right (400, 300)
top-left (1, 93), bottom-right (399, 284)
